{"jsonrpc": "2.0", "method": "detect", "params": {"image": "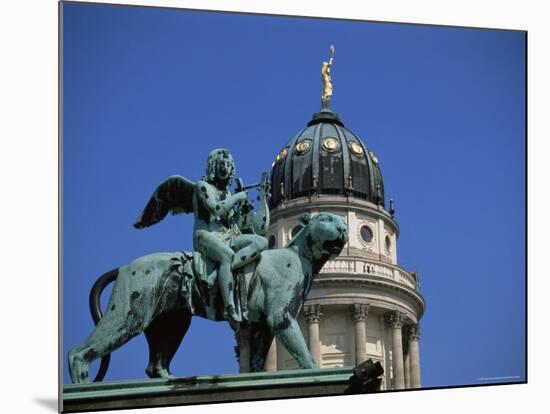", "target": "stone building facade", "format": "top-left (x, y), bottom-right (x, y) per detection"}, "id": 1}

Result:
top-left (244, 105), bottom-right (426, 390)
